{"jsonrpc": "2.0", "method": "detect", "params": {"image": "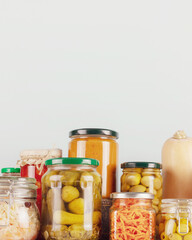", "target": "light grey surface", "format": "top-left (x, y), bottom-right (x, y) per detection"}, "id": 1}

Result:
top-left (1, 1), bottom-right (192, 191)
